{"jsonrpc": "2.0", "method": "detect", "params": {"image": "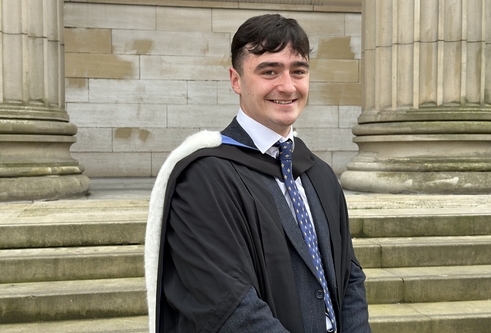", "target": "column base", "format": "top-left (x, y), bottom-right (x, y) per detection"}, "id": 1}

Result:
top-left (340, 171), bottom-right (491, 194)
top-left (0, 174), bottom-right (90, 202)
